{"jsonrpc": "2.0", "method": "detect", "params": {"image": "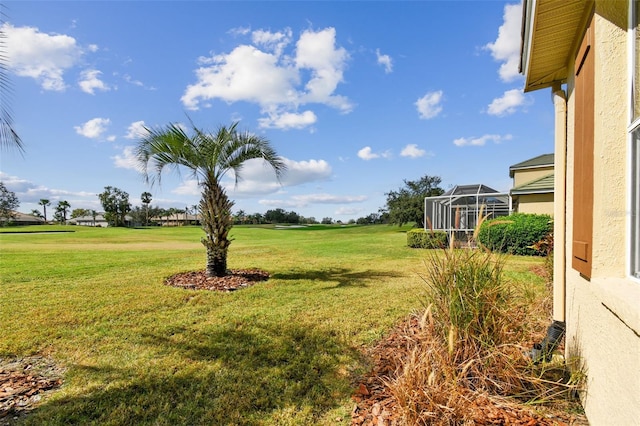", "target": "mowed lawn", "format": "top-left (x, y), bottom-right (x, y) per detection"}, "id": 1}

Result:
top-left (0, 224), bottom-right (546, 425)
